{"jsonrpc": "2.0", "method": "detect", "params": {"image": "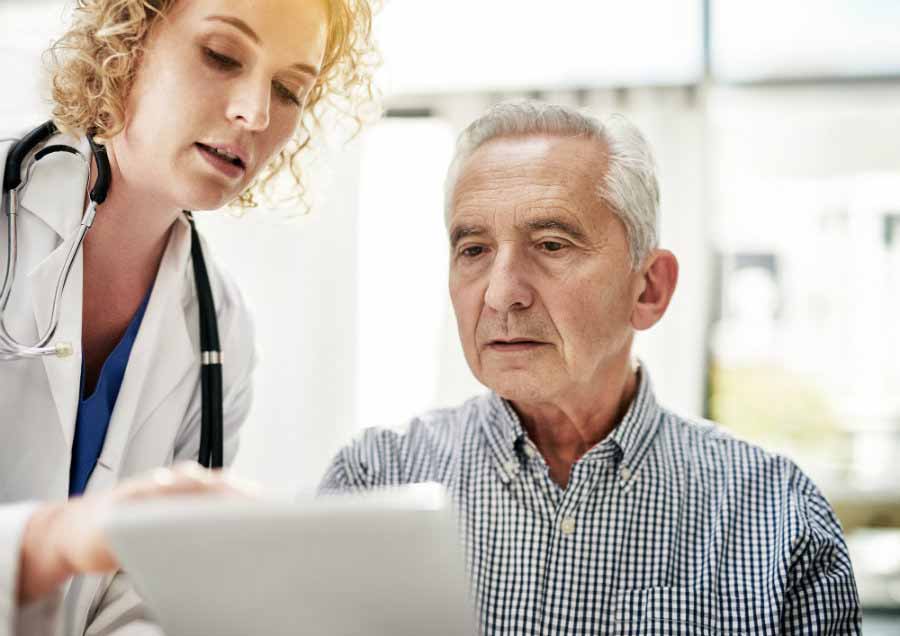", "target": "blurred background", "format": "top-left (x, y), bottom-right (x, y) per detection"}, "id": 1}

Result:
top-left (2, 0), bottom-right (899, 630)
